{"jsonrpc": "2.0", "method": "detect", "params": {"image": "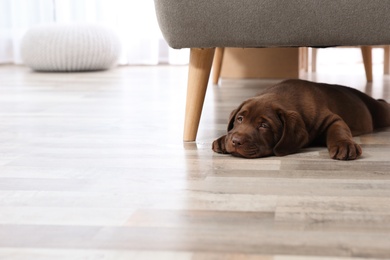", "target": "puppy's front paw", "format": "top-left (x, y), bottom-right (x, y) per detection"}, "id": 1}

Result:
top-left (212, 135), bottom-right (228, 154)
top-left (328, 140), bottom-right (362, 160)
